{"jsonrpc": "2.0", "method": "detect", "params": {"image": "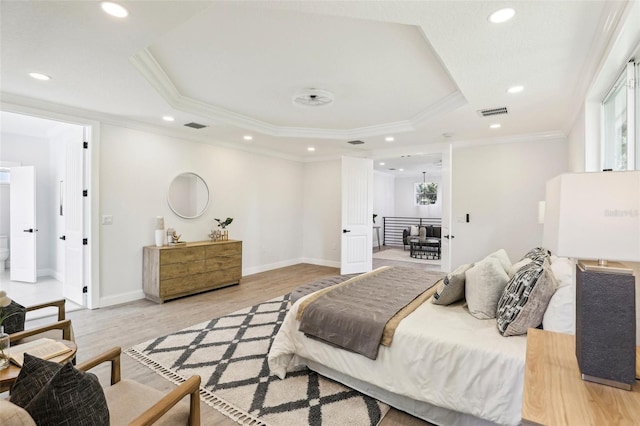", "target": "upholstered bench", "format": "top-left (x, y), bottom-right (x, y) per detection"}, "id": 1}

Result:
top-left (290, 274), bottom-right (358, 304)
